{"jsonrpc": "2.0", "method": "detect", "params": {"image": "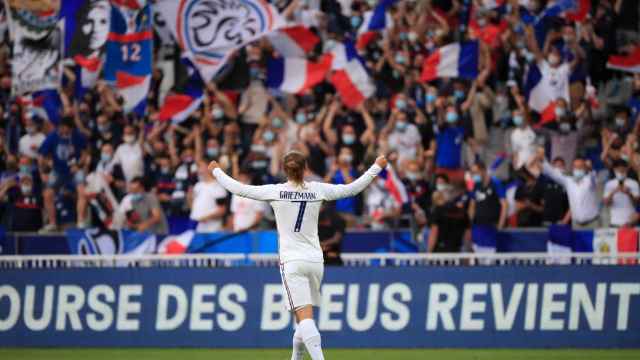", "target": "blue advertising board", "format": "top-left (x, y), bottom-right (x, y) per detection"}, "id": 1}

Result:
top-left (1, 266), bottom-right (639, 348)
